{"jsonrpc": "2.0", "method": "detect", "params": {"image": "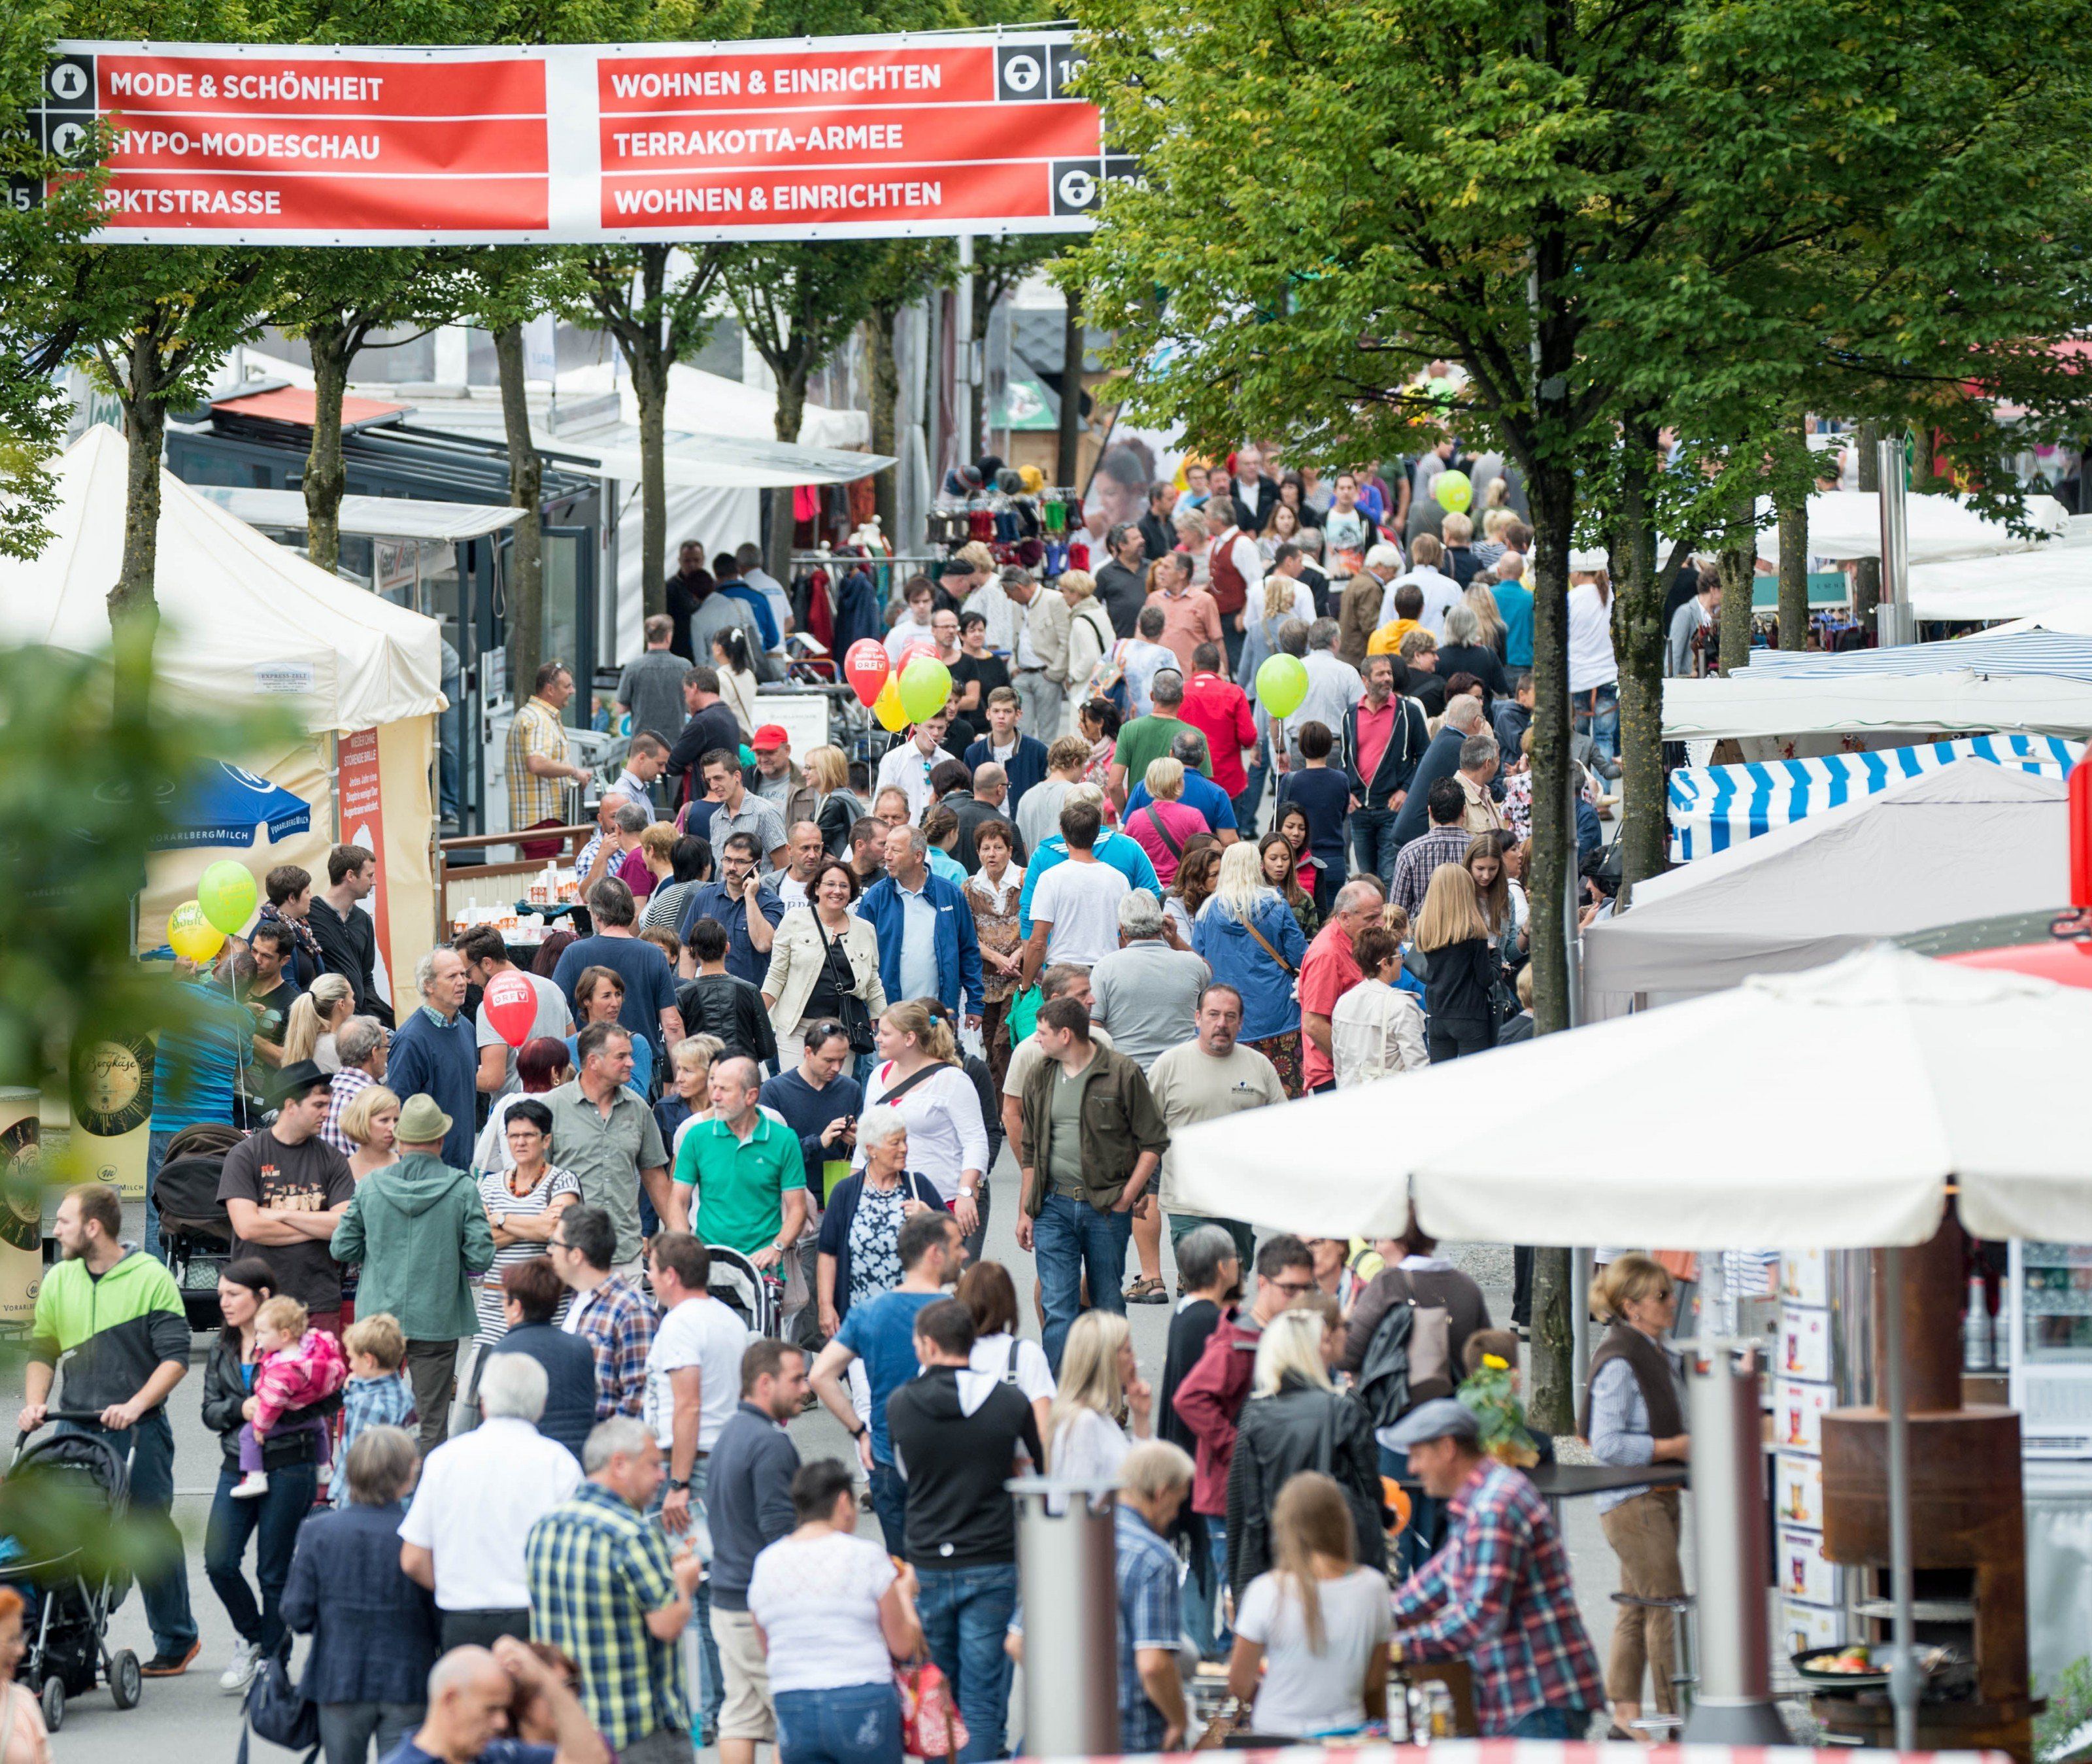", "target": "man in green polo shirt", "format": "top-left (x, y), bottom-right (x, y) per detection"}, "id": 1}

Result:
top-left (666, 1055), bottom-right (807, 1268)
